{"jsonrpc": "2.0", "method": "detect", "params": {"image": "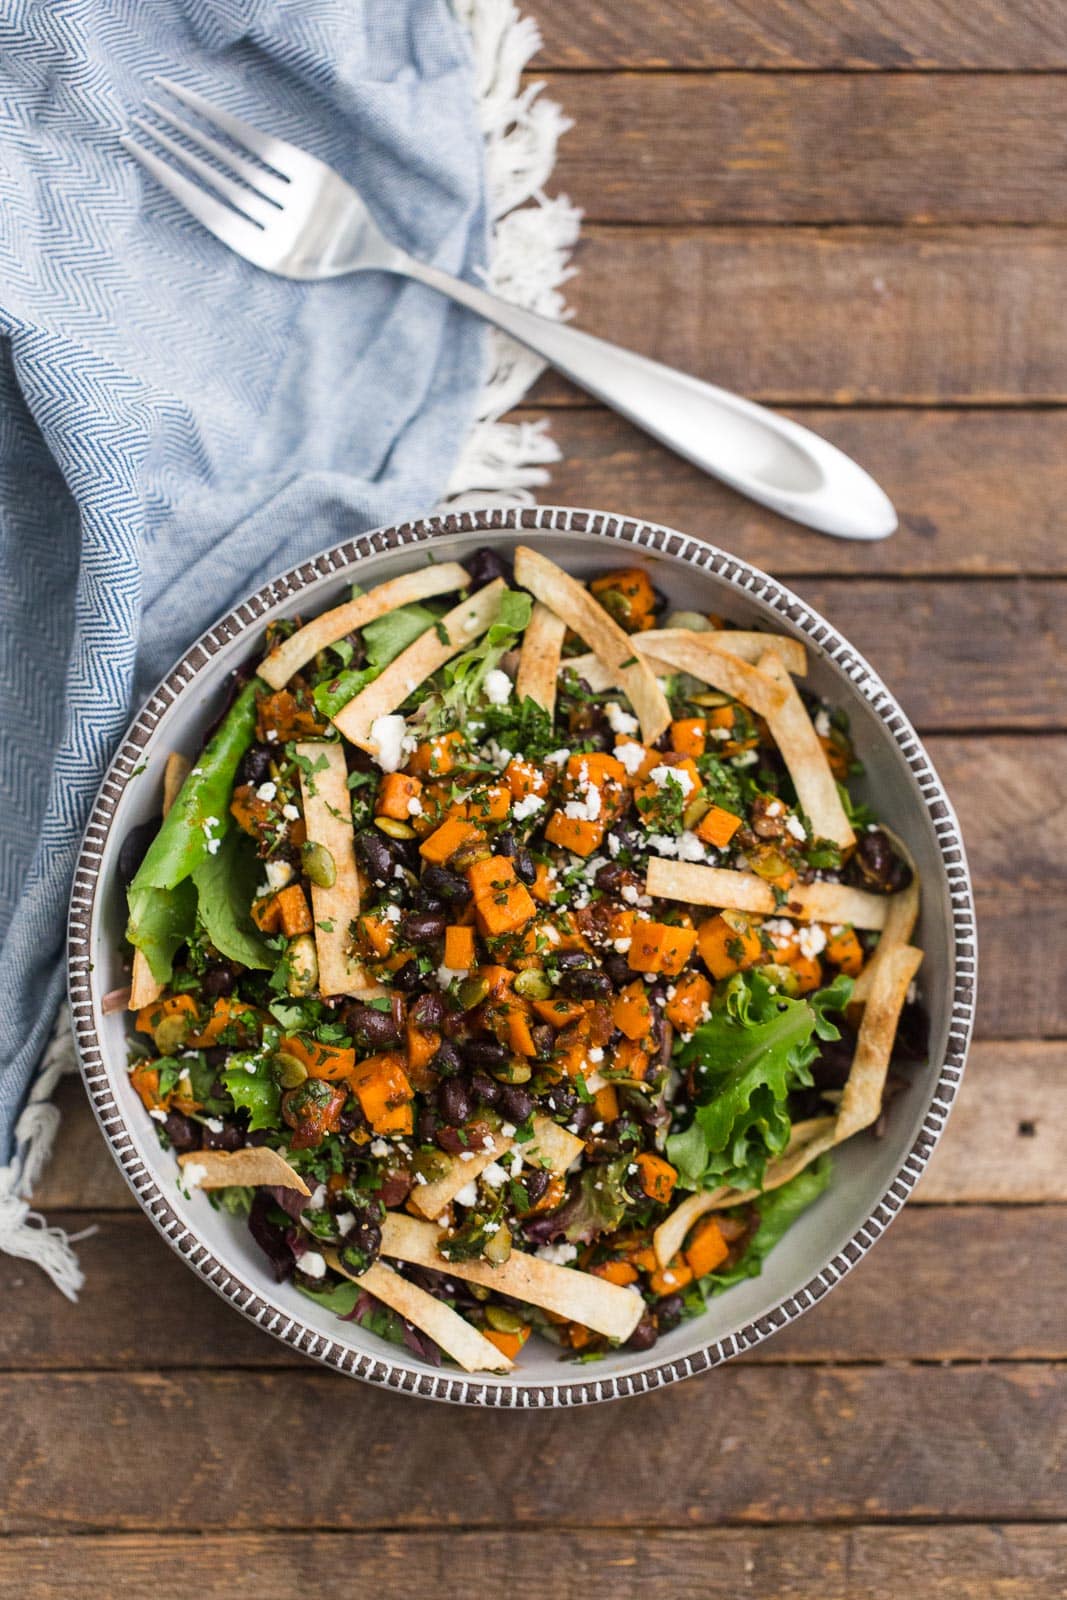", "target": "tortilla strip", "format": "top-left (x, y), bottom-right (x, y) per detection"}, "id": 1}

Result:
top-left (322, 1250), bottom-right (512, 1374)
top-left (645, 858), bottom-right (892, 931)
top-left (332, 579), bottom-right (508, 750)
top-left (835, 944), bottom-right (923, 1141)
top-left (410, 1116), bottom-right (584, 1220)
top-left (515, 601), bottom-right (567, 717)
top-left (653, 1117), bottom-right (837, 1267)
top-left (634, 631), bottom-right (788, 722)
top-left (178, 1147), bottom-right (310, 1195)
top-left (513, 545), bottom-right (670, 744)
top-left (259, 562), bottom-right (471, 690)
top-left (644, 629), bottom-right (807, 677)
top-left (381, 1213), bottom-right (645, 1342)
top-left (851, 829), bottom-right (921, 1007)
top-left (294, 741), bottom-right (370, 997)
top-left (129, 752), bottom-right (193, 1011)
top-left (758, 650), bottom-right (855, 851)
